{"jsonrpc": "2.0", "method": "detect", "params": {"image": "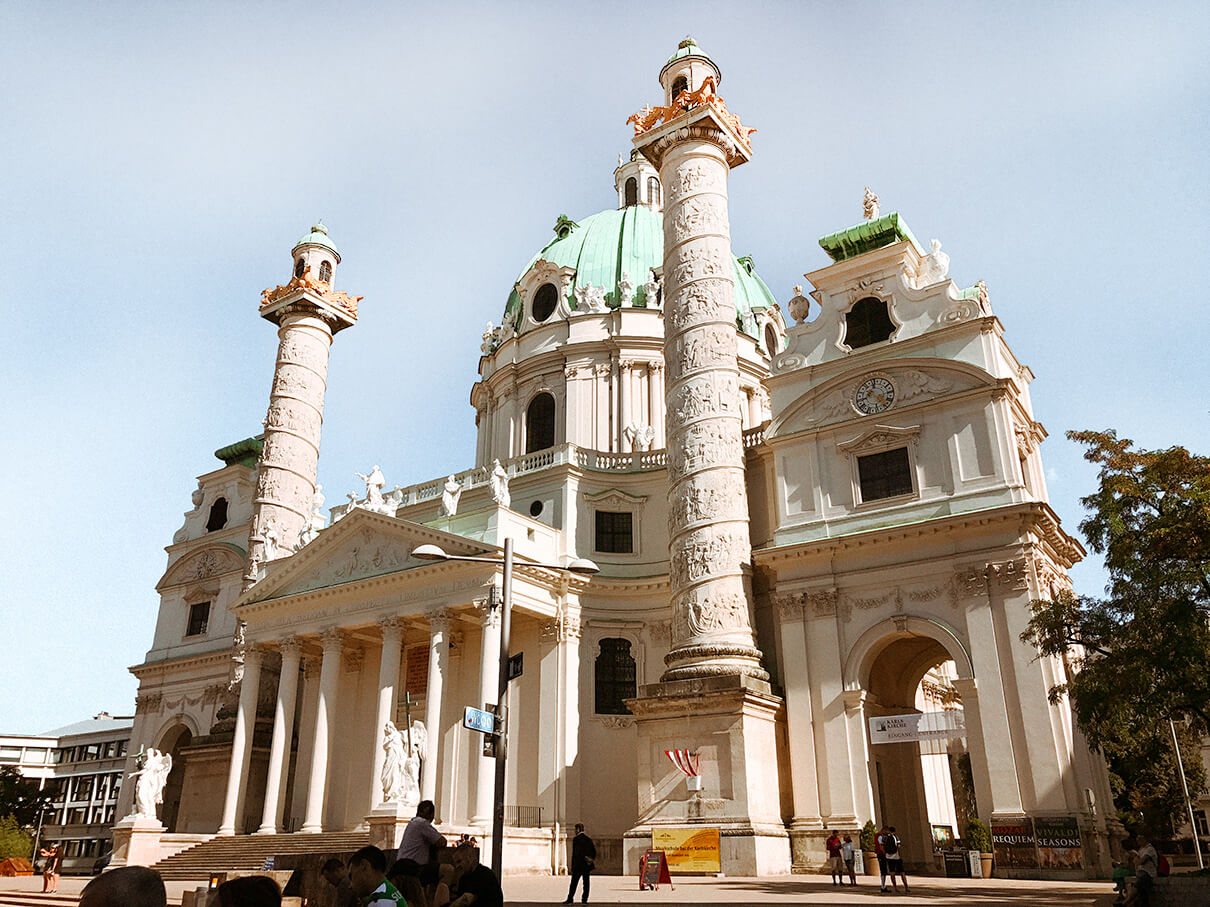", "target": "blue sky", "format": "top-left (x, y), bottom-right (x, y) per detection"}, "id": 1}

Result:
top-left (3, 1), bottom-right (1207, 733)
